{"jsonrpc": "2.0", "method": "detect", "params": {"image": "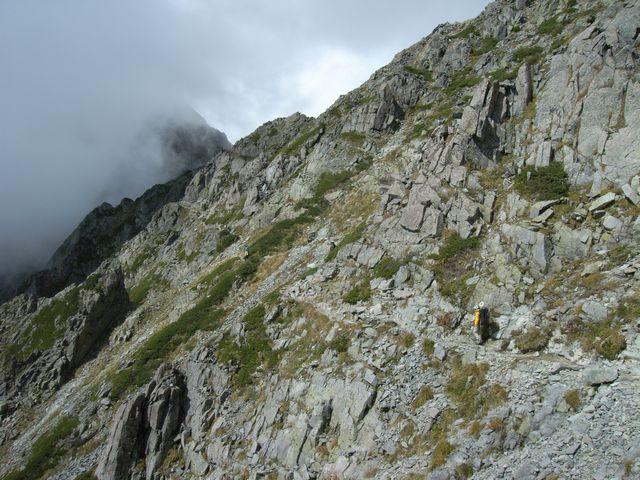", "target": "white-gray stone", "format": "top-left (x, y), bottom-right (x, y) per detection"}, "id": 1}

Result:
top-left (588, 192), bottom-right (616, 212)
top-left (582, 365), bottom-right (619, 385)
